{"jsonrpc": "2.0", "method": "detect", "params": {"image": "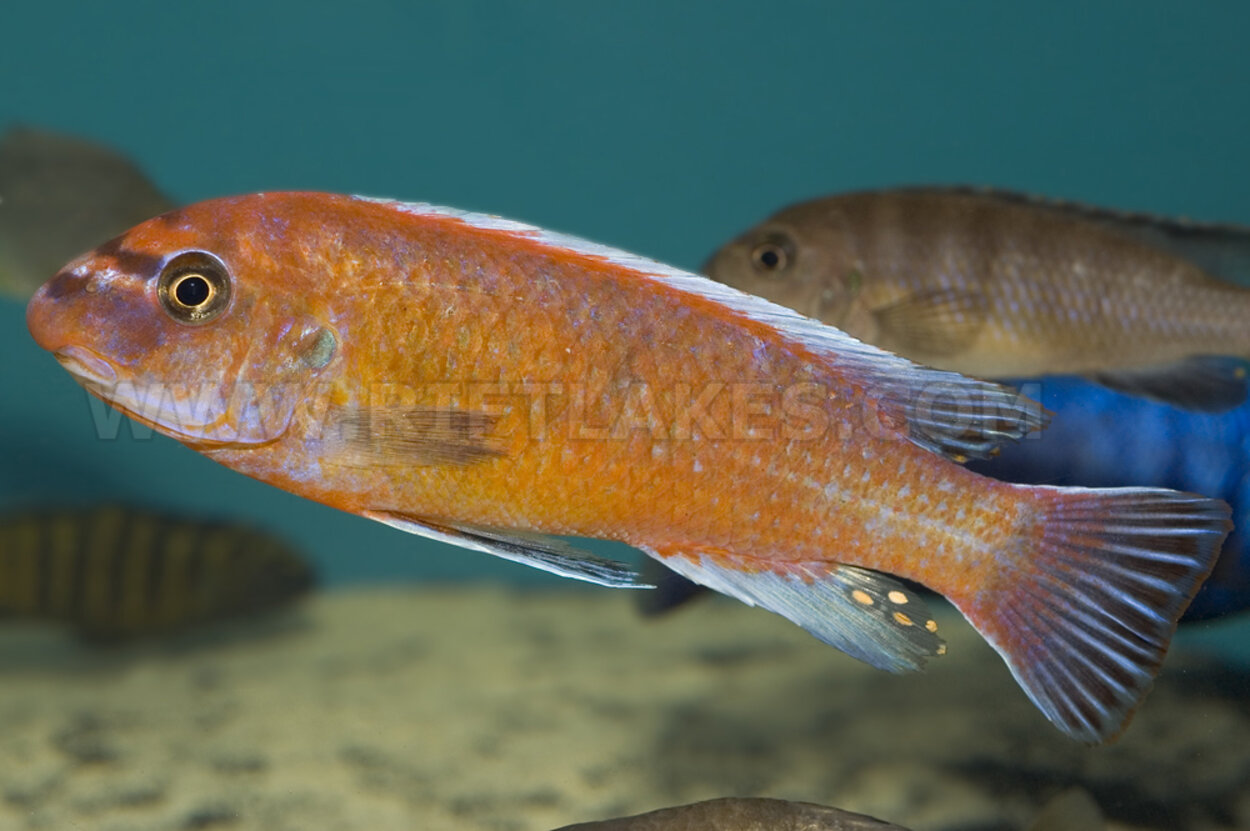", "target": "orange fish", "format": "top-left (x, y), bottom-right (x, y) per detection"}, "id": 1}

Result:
top-left (26, 192), bottom-right (1230, 742)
